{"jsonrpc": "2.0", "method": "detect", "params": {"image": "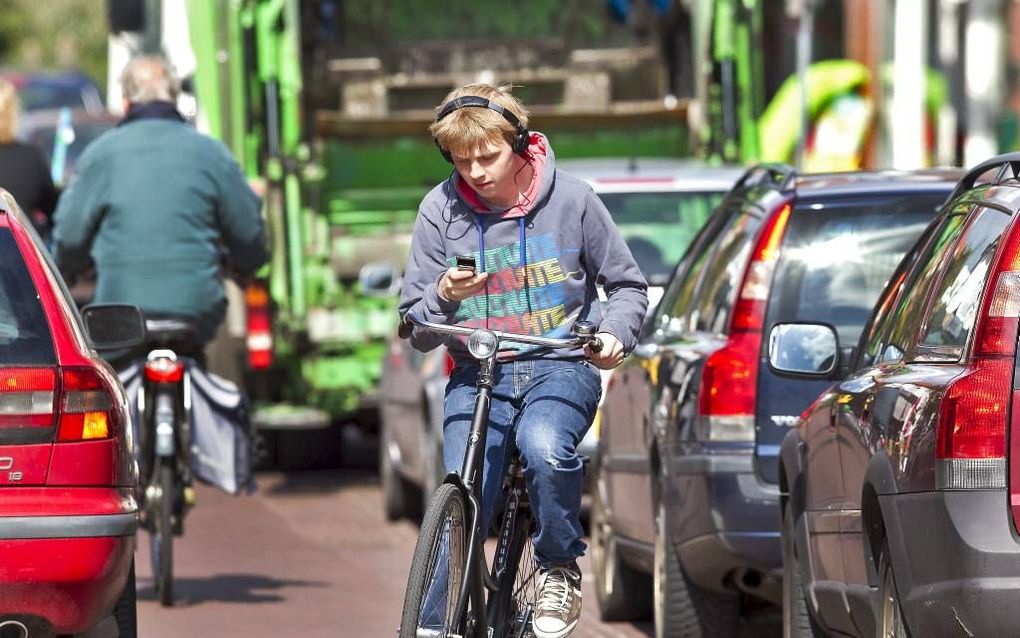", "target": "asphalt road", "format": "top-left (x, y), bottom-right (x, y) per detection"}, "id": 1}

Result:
top-left (128, 468), bottom-right (778, 637)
